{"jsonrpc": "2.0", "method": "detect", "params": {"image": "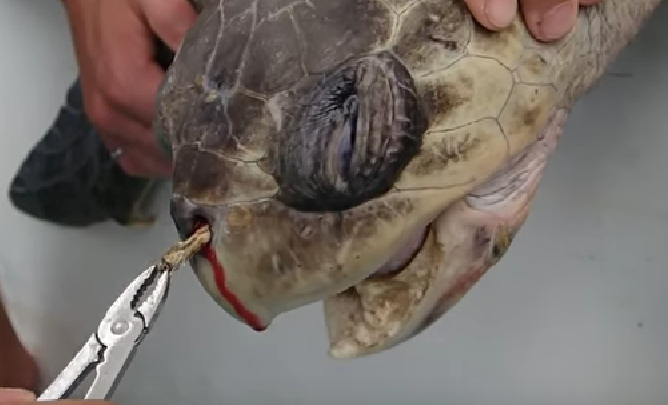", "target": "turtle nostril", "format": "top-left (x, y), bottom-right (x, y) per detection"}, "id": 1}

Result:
top-left (169, 196), bottom-right (198, 239)
top-left (170, 196), bottom-right (213, 241)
